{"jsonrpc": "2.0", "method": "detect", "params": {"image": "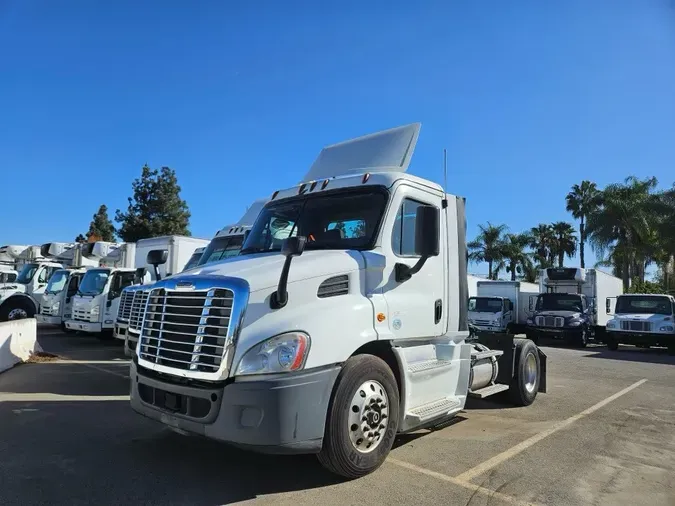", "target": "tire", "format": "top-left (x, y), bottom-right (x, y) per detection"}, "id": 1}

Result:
top-left (525, 331), bottom-right (538, 345)
top-left (509, 338), bottom-right (540, 406)
top-left (317, 354), bottom-right (400, 479)
top-left (577, 327), bottom-right (588, 348)
top-left (0, 299), bottom-right (35, 322)
top-left (606, 337), bottom-right (619, 351)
